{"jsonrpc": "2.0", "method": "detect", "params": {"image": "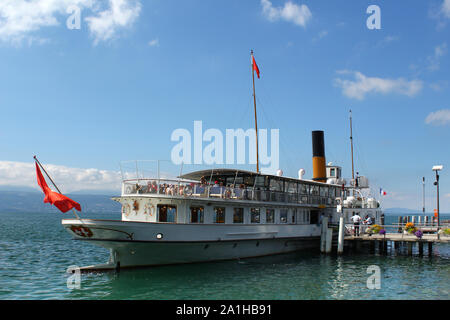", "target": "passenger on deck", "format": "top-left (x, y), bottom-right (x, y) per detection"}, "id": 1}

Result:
top-left (351, 212), bottom-right (362, 236)
top-left (135, 183), bottom-right (142, 194)
top-left (224, 185), bottom-right (232, 199)
top-left (151, 181), bottom-right (158, 193)
top-left (166, 184), bottom-right (174, 196)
